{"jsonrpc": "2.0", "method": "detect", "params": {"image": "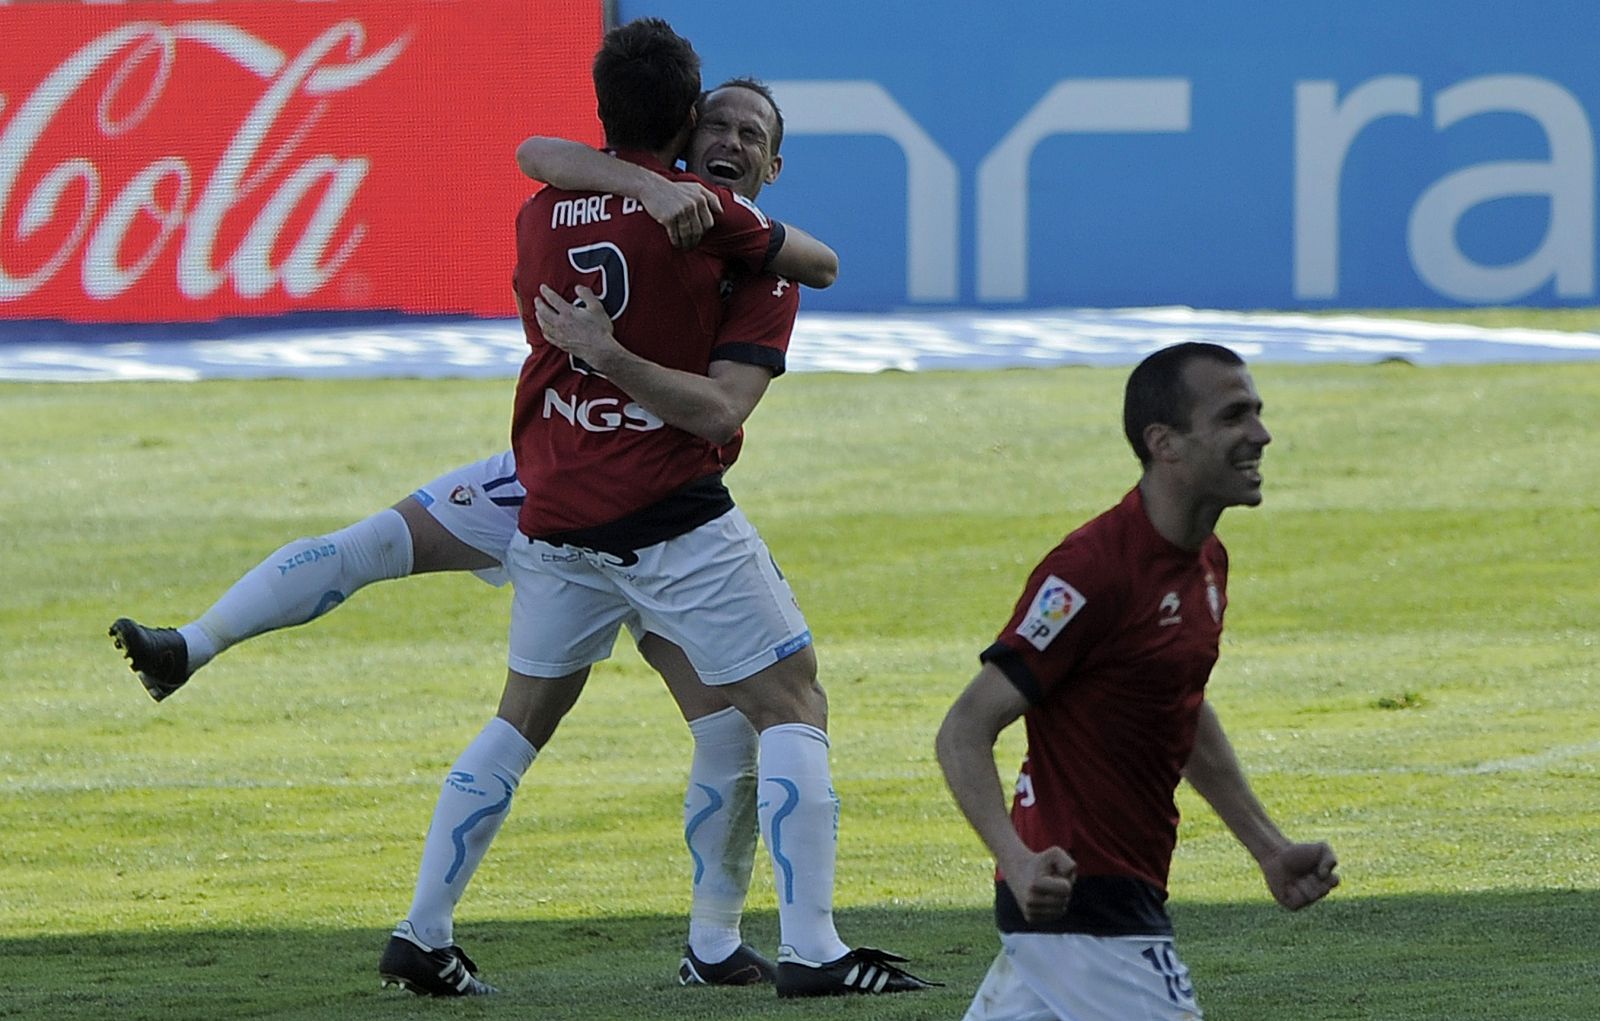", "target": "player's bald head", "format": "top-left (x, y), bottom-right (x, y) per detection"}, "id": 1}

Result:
top-left (1123, 343), bottom-right (1247, 466)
